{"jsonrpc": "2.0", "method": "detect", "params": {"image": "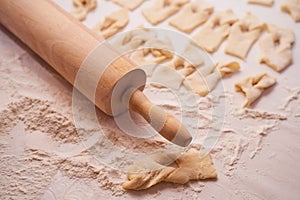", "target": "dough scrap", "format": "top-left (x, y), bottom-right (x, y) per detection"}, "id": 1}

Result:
top-left (71, 0), bottom-right (97, 21)
top-left (109, 0), bottom-right (145, 11)
top-left (113, 28), bottom-right (157, 52)
top-left (122, 151), bottom-right (217, 190)
top-left (281, 0), bottom-right (300, 22)
top-left (235, 73), bottom-right (276, 107)
top-left (216, 61), bottom-right (240, 77)
top-left (143, 37), bottom-right (174, 59)
top-left (138, 64), bottom-right (157, 77)
top-left (247, 0), bottom-right (274, 6)
top-left (172, 57), bottom-right (196, 77)
top-left (192, 9), bottom-right (238, 53)
top-left (130, 50), bottom-right (167, 66)
top-left (184, 61), bottom-right (240, 96)
top-left (142, 0), bottom-right (189, 25)
top-left (175, 42), bottom-right (205, 68)
top-left (151, 65), bottom-right (184, 89)
top-left (113, 28), bottom-right (174, 66)
top-left (169, 0), bottom-right (214, 33)
top-left (184, 70), bottom-right (213, 96)
top-left (259, 24), bottom-right (295, 72)
top-left (170, 42), bottom-right (205, 77)
top-left (93, 8), bottom-right (129, 39)
top-left (225, 13), bottom-right (265, 59)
